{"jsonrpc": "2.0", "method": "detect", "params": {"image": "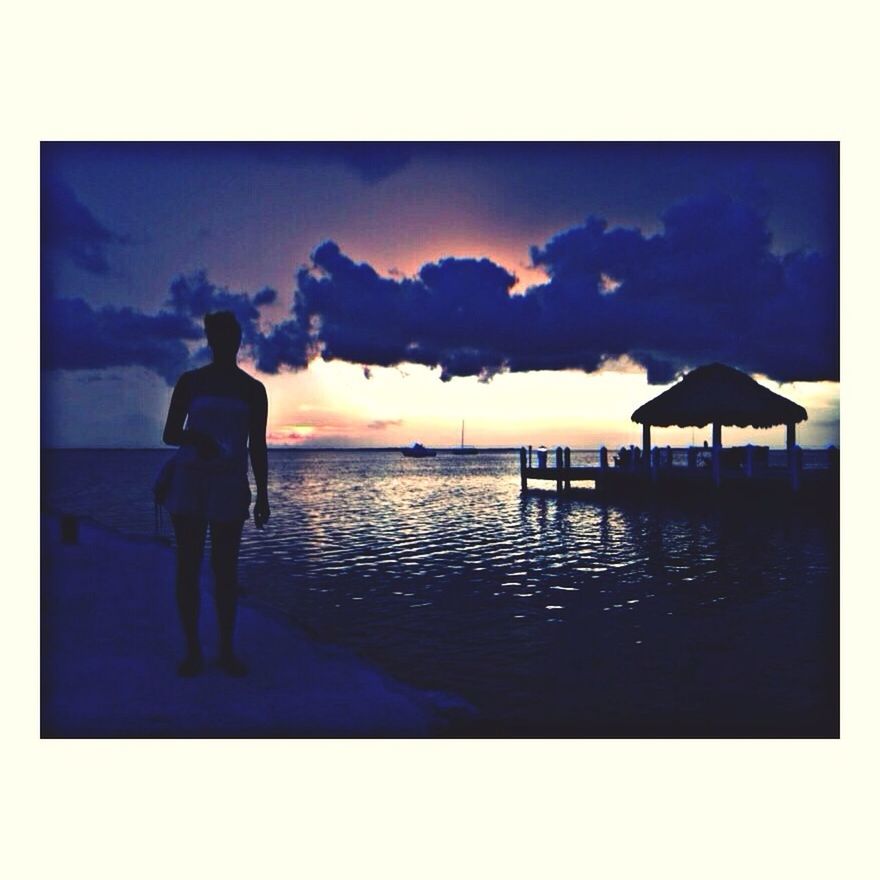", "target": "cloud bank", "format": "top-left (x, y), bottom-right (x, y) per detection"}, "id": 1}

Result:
top-left (286, 195), bottom-right (838, 385)
top-left (41, 176), bottom-right (128, 276)
top-left (42, 296), bottom-right (200, 384)
top-left (42, 183), bottom-right (838, 387)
